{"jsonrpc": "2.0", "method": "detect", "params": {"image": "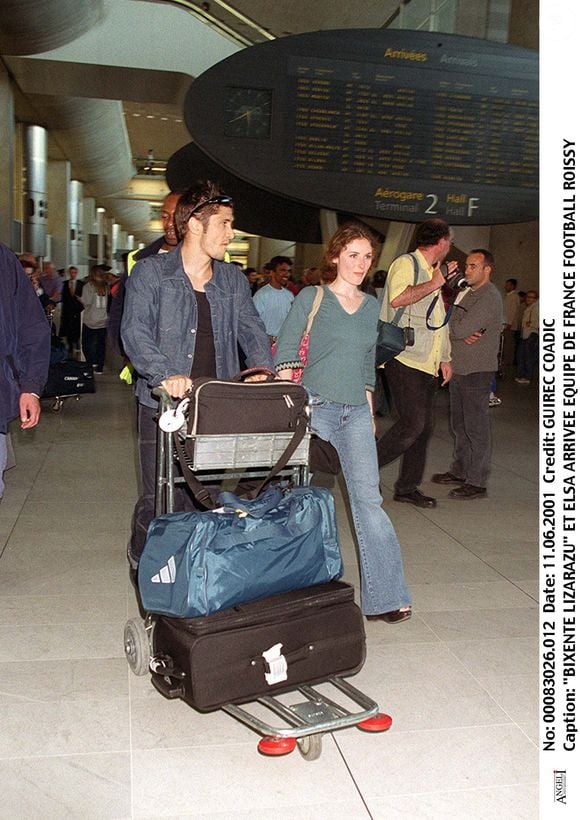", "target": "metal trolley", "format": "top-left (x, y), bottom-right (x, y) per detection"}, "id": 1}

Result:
top-left (124, 389), bottom-right (392, 761)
